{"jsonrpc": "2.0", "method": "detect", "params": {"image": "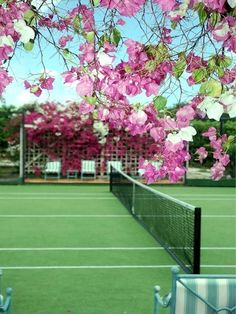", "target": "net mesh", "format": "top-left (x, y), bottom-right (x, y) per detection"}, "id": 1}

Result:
top-left (110, 167), bottom-right (201, 274)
